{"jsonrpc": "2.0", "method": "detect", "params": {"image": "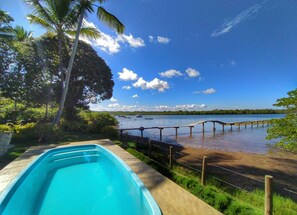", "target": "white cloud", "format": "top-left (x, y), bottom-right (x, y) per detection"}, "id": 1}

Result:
top-left (133, 77), bottom-right (170, 92)
top-left (78, 19), bottom-right (145, 54)
top-left (174, 104), bottom-right (207, 110)
top-left (155, 105), bottom-right (171, 110)
top-left (133, 77), bottom-right (147, 88)
top-left (118, 33), bottom-right (145, 48)
top-left (185, 67), bottom-right (200, 78)
top-left (132, 94), bottom-right (139, 98)
top-left (118, 68), bottom-right (138, 81)
top-left (121, 105), bottom-right (138, 110)
top-left (149, 35), bottom-right (170, 44)
top-left (193, 88), bottom-right (216, 94)
top-left (107, 103), bottom-right (120, 108)
top-left (148, 35), bottom-right (154, 42)
top-left (198, 104), bottom-right (207, 108)
top-left (159, 69), bottom-right (183, 78)
top-left (91, 103), bottom-right (207, 111)
top-left (122, 85), bottom-right (131, 90)
top-left (110, 97), bottom-right (117, 102)
top-left (93, 31), bottom-right (121, 54)
top-left (157, 36), bottom-right (170, 44)
top-left (211, 2), bottom-right (264, 37)
top-left (203, 88), bottom-right (216, 94)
